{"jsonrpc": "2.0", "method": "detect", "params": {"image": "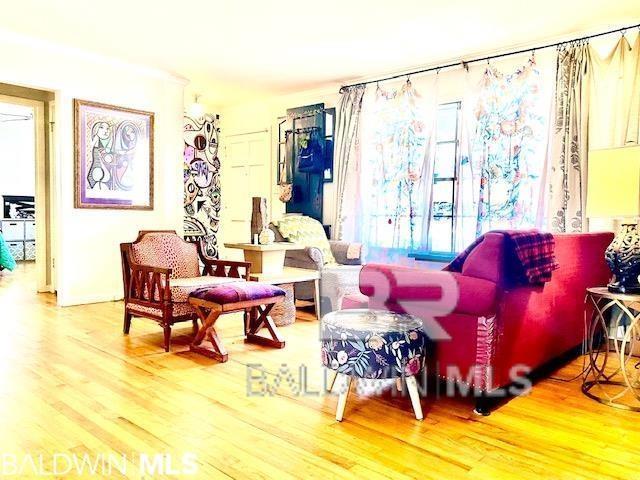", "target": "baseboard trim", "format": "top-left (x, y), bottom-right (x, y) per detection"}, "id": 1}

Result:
top-left (58, 292), bottom-right (124, 307)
